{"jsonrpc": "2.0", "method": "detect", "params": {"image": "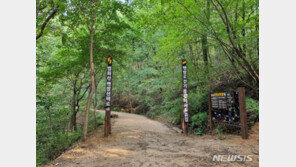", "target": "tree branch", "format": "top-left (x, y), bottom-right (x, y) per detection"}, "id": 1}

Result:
top-left (36, 0), bottom-right (60, 40)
